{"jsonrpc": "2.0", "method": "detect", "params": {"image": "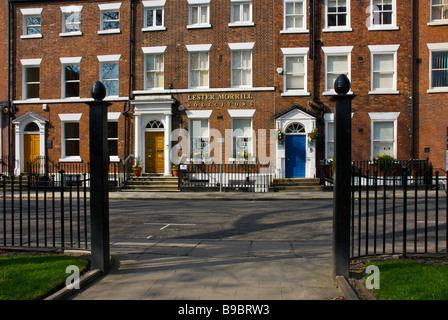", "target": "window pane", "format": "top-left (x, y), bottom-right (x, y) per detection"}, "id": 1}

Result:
top-left (328, 56), bottom-right (347, 73)
top-left (374, 54), bottom-right (394, 71)
top-left (286, 75), bottom-right (304, 90)
top-left (102, 63), bottom-right (118, 80)
top-left (191, 7), bottom-right (199, 24)
top-left (156, 9), bottom-right (163, 26)
top-left (373, 142), bottom-right (393, 157)
top-left (65, 82), bottom-right (80, 98)
top-left (104, 80), bottom-right (119, 96)
top-left (108, 122), bottom-right (118, 138)
top-left (374, 73), bottom-right (393, 89)
top-left (65, 140), bottom-right (80, 156)
top-left (374, 122), bottom-right (393, 140)
top-left (147, 9), bottom-right (154, 26)
top-left (327, 122), bottom-right (335, 141)
top-left (65, 123), bottom-right (79, 139)
top-left (26, 67), bottom-right (40, 83)
top-left (233, 119), bottom-right (252, 136)
top-left (201, 6), bottom-right (208, 23)
top-left (233, 5), bottom-right (241, 21)
top-left (27, 84), bottom-right (39, 99)
top-left (65, 65), bottom-right (80, 81)
top-left (108, 140), bottom-right (118, 156)
top-left (432, 51), bottom-right (448, 87)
